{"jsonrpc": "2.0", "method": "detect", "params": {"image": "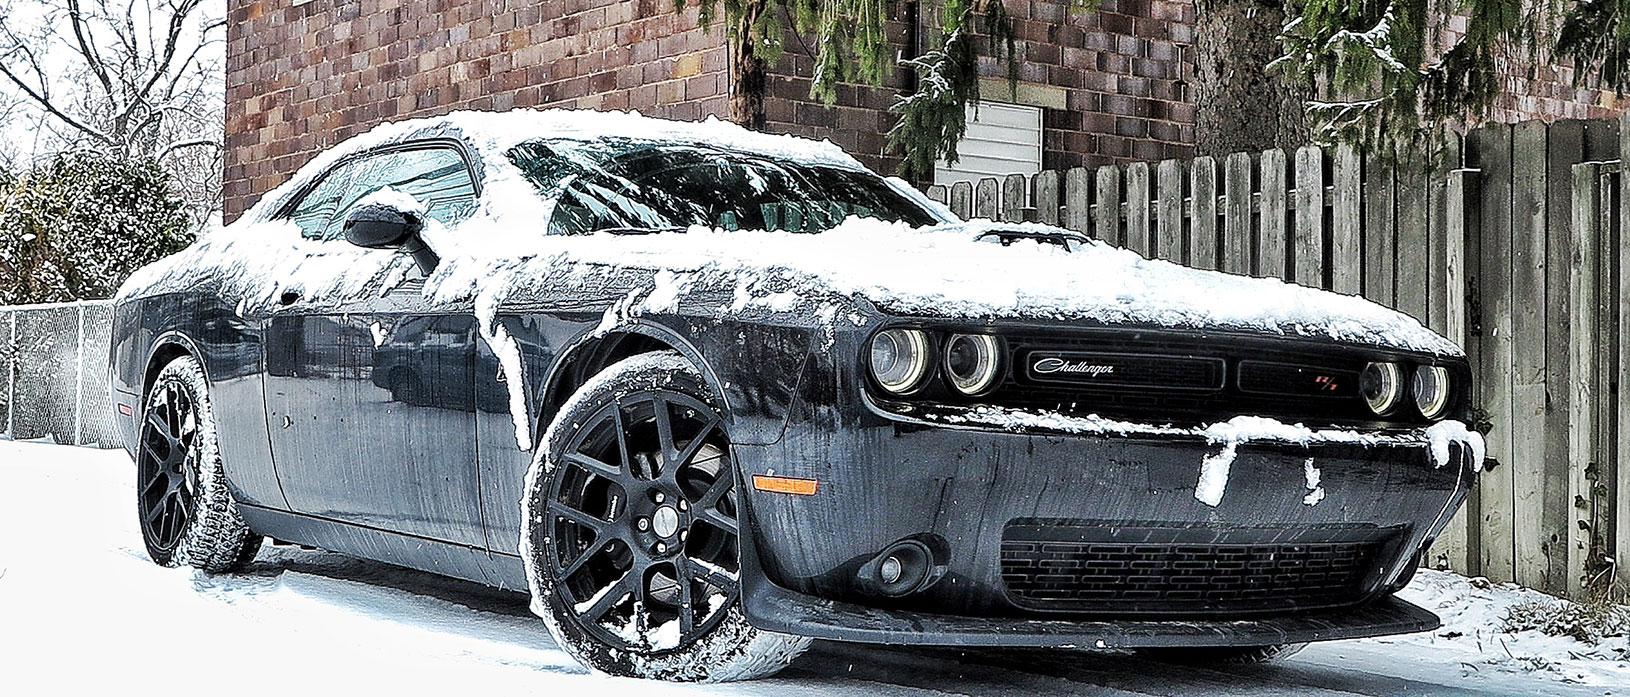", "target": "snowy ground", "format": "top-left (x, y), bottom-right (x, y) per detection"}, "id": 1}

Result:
top-left (0, 438), bottom-right (1625, 696)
